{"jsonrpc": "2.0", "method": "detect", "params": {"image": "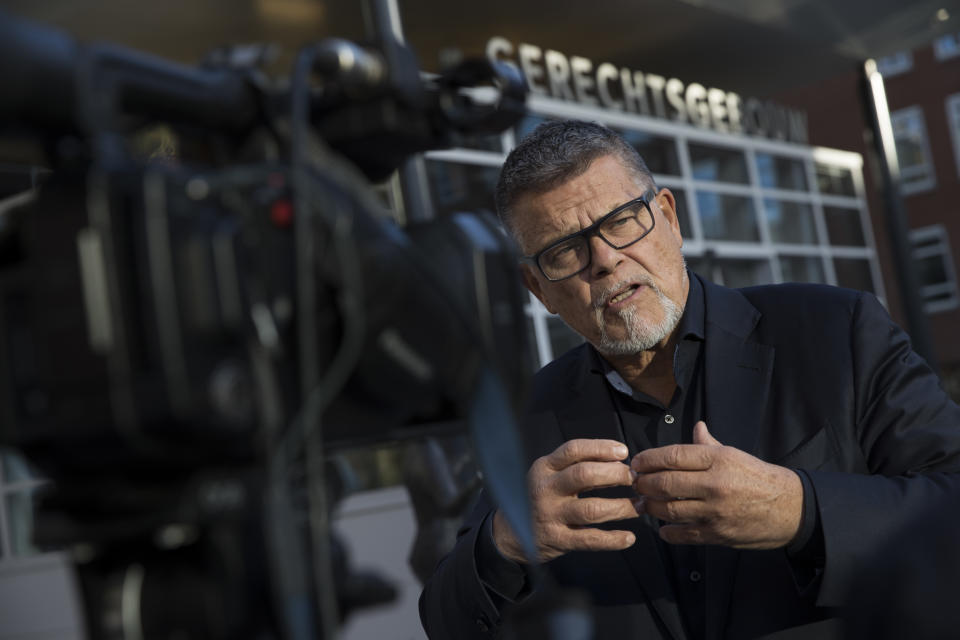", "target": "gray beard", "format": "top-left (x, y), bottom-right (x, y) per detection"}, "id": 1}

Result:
top-left (593, 284), bottom-right (684, 356)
